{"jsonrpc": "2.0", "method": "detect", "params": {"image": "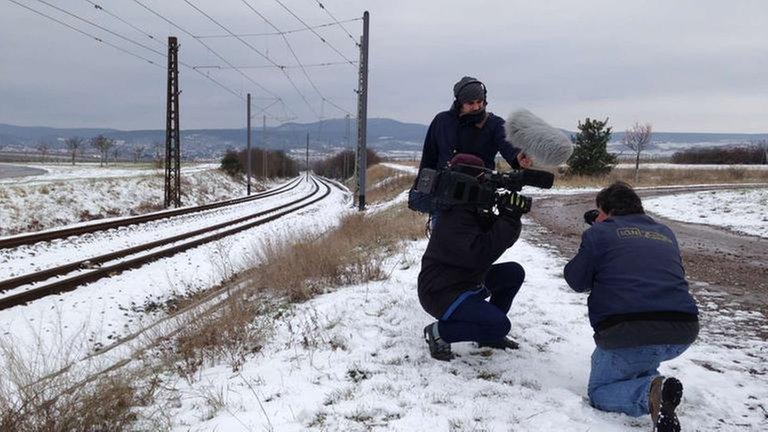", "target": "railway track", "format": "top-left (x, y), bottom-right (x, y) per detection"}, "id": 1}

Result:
top-left (0, 175), bottom-right (333, 310)
top-left (0, 176), bottom-right (303, 249)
